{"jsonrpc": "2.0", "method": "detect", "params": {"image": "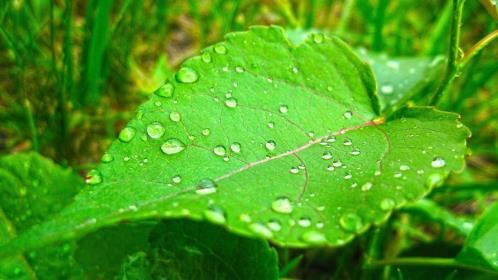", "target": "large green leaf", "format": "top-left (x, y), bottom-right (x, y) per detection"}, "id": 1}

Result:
top-left (117, 220), bottom-right (279, 280)
top-left (357, 49), bottom-right (444, 112)
top-left (0, 153), bottom-right (83, 279)
top-left (457, 202), bottom-right (498, 271)
top-left (0, 26), bottom-right (470, 256)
